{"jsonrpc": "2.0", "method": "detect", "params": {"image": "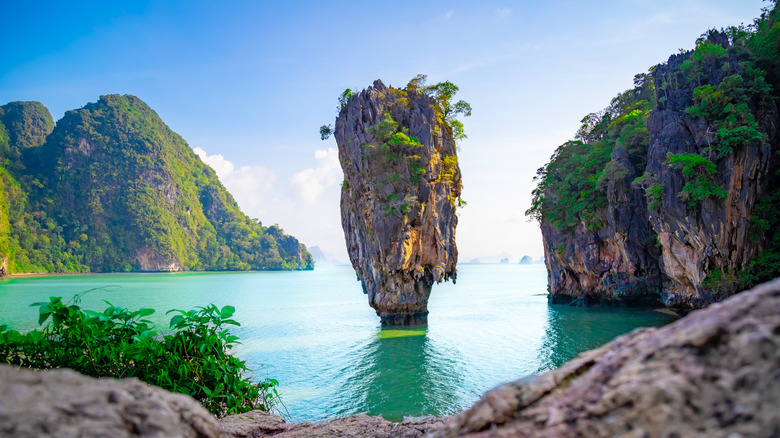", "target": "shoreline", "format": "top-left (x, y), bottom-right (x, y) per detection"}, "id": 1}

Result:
top-left (0, 268), bottom-right (323, 280)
